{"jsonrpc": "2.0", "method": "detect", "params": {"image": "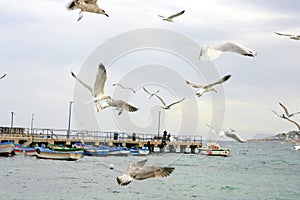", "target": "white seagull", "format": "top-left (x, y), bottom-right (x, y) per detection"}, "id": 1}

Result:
top-left (272, 105), bottom-right (300, 131)
top-left (223, 129), bottom-right (246, 143)
top-left (279, 102), bottom-right (300, 118)
top-left (274, 32), bottom-right (300, 41)
top-left (112, 83), bottom-right (136, 93)
top-left (154, 94), bottom-right (185, 110)
top-left (0, 74), bottom-right (6, 80)
top-left (143, 87), bottom-right (159, 99)
top-left (186, 75), bottom-right (231, 97)
top-left (116, 159), bottom-right (175, 186)
top-left (158, 10), bottom-right (185, 22)
top-left (71, 64), bottom-right (111, 112)
top-left (67, 0), bottom-right (109, 21)
top-left (101, 99), bottom-right (139, 115)
top-left (199, 42), bottom-right (257, 61)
